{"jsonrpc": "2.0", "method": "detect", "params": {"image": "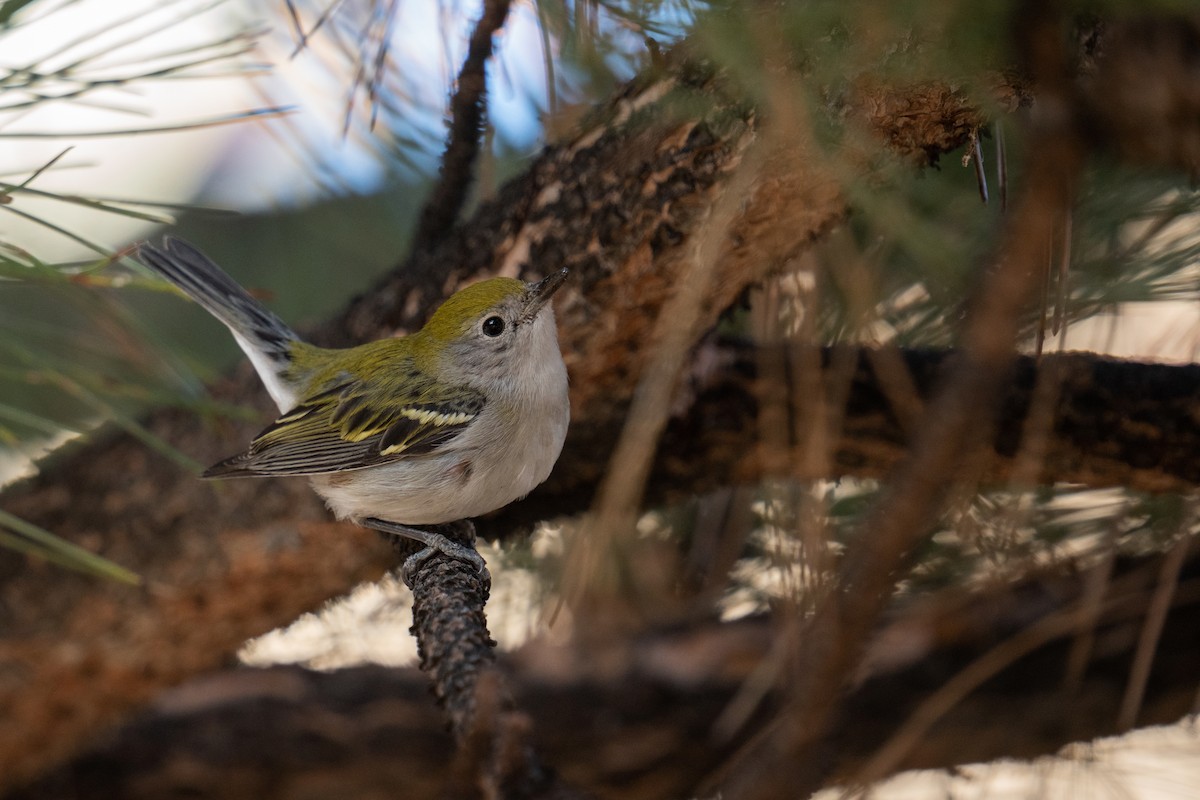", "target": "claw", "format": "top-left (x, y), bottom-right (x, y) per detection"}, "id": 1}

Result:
top-left (364, 517), bottom-right (486, 579)
top-left (401, 547), bottom-right (436, 584)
